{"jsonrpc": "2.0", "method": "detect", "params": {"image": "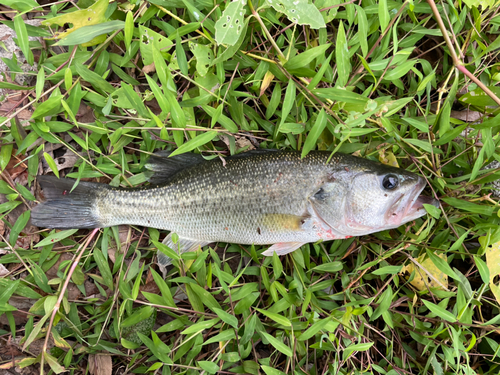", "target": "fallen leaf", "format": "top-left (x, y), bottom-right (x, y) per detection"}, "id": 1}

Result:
top-left (108, 225), bottom-right (131, 263)
top-left (400, 253), bottom-right (448, 291)
top-left (88, 354), bottom-right (113, 375)
top-left (260, 71), bottom-right (275, 97)
top-left (485, 240), bottom-right (500, 304)
top-left (378, 149), bottom-right (399, 168)
top-left (142, 62), bottom-right (155, 74)
top-left (0, 263), bottom-right (8, 277)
